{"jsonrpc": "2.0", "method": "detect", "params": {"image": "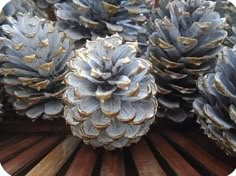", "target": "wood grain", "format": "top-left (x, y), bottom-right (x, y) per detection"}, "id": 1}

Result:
top-left (0, 118), bottom-right (70, 134)
top-left (130, 139), bottom-right (166, 176)
top-left (162, 130), bottom-right (234, 176)
top-left (0, 136), bottom-right (43, 163)
top-left (0, 135), bottom-right (24, 149)
top-left (2, 136), bottom-right (62, 175)
top-left (66, 144), bottom-right (97, 176)
top-left (26, 136), bottom-right (80, 176)
top-left (186, 129), bottom-right (236, 168)
top-left (100, 150), bottom-right (125, 176)
top-left (148, 132), bottom-right (200, 176)
top-left (0, 119), bottom-right (235, 176)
